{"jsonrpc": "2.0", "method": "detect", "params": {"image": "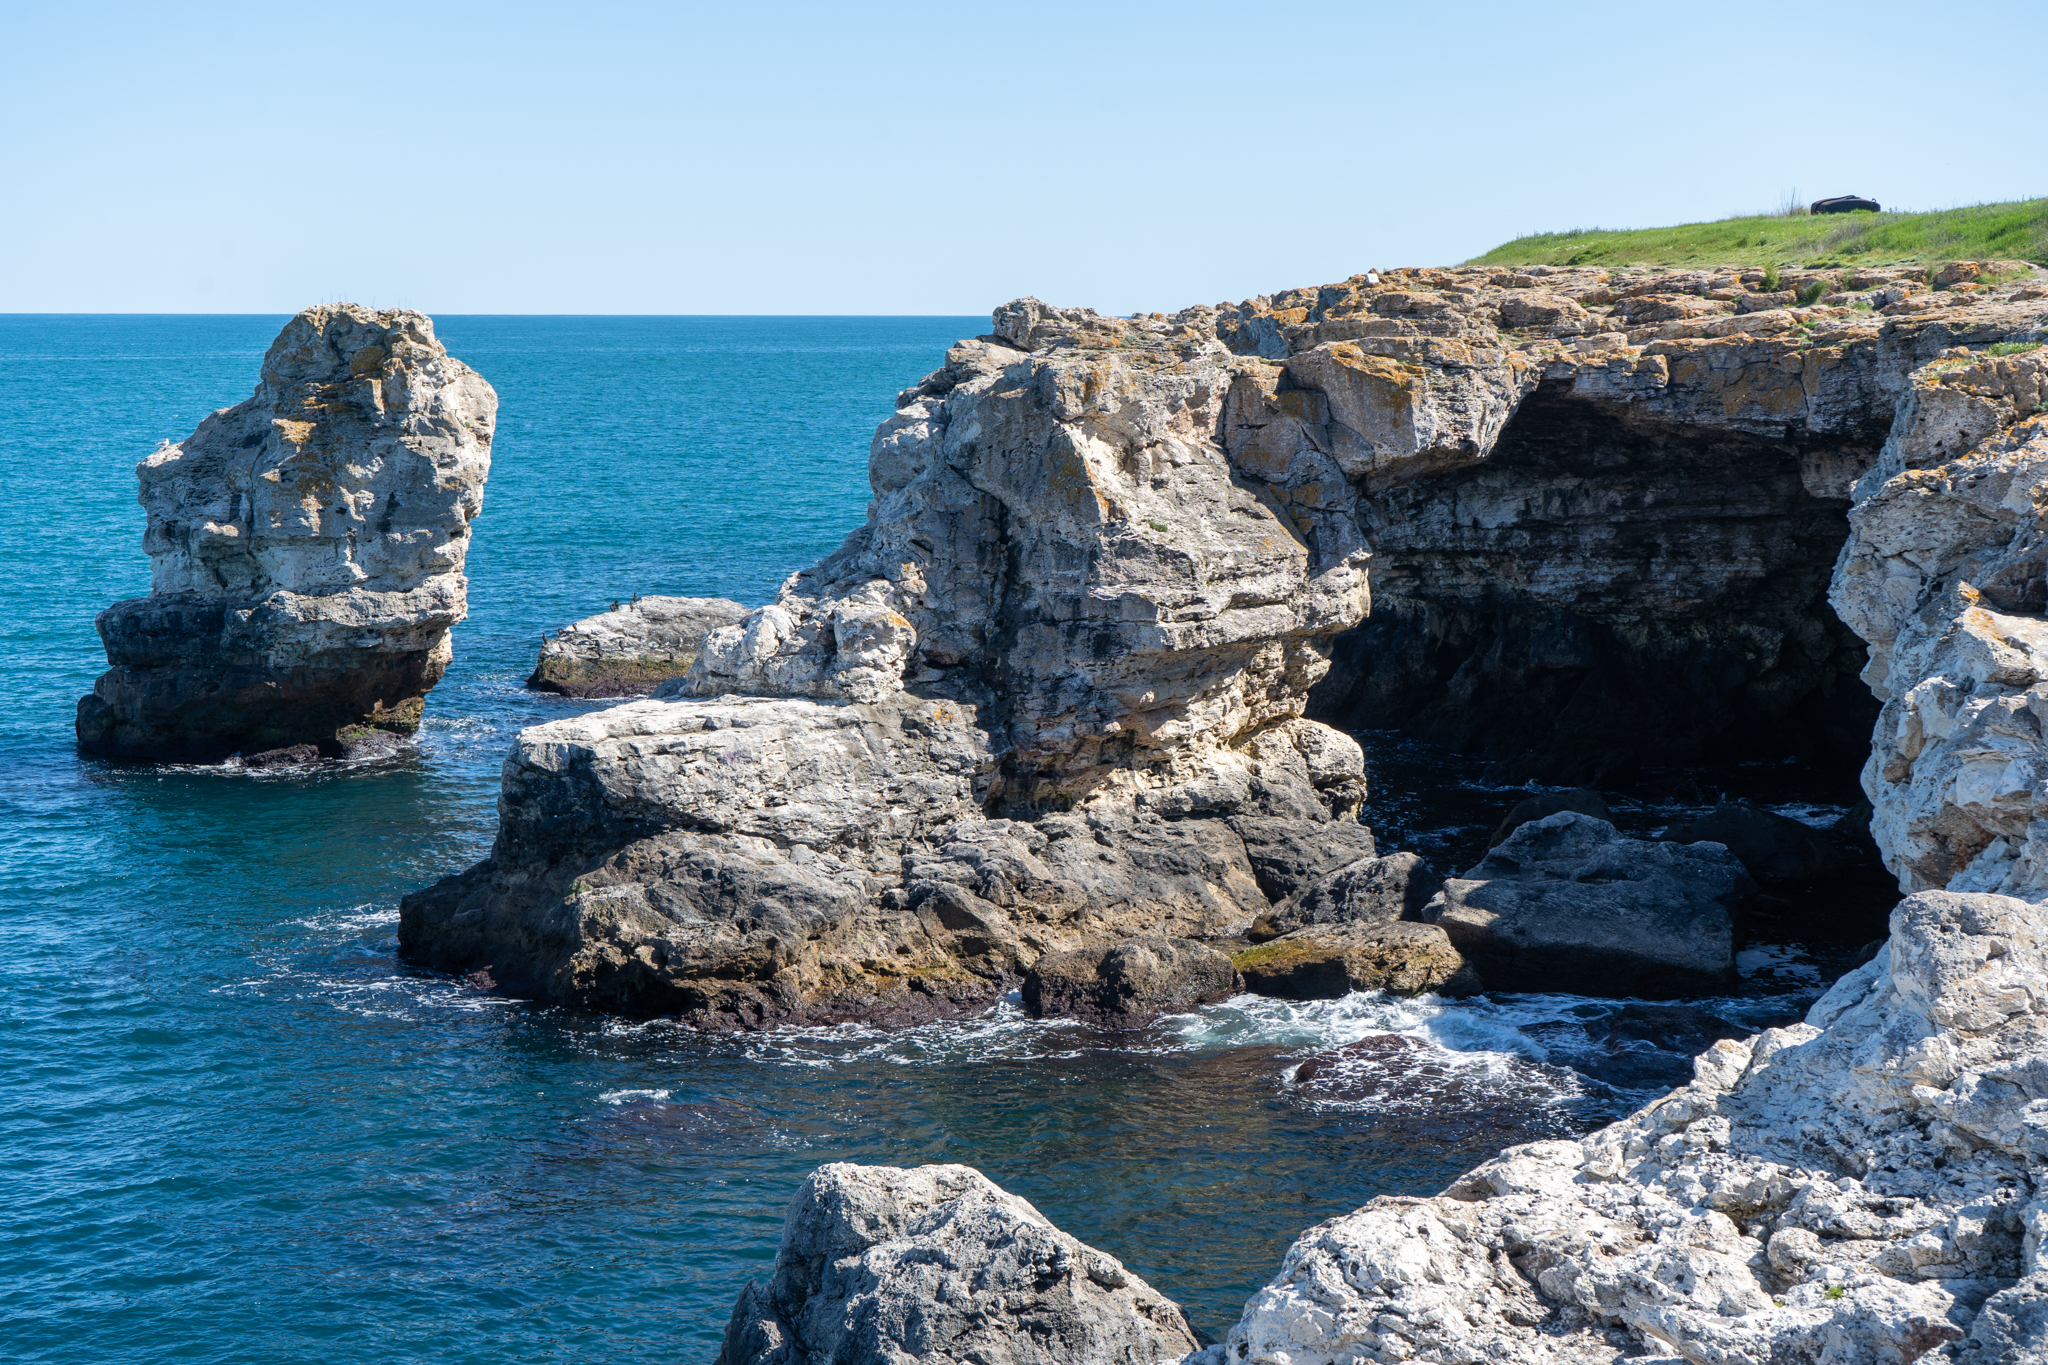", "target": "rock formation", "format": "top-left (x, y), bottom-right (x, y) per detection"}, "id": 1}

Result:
top-left (1022, 936), bottom-right (1239, 1025)
top-left (1292, 264), bottom-right (2046, 783)
top-left (404, 263), bottom-right (2045, 1032)
top-left (400, 307), bottom-right (1380, 1024)
top-left (527, 595), bottom-right (747, 697)
top-left (717, 1163), bottom-right (1203, 1365)
top-left (1832, 340), bottom-right (2048, 900)
top-left (1221, 889), bottom-right (2048, 1364)
top-left (76, 305), bottom-right (496, 761)
top-left (666, 264), bottom-right (2048, 1361)
top-left (1423, 812), bottom-right (1753, 997)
